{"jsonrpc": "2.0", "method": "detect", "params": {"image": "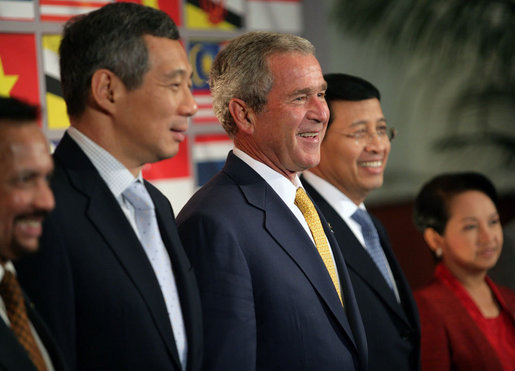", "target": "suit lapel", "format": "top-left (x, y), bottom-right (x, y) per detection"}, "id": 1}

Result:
top-left (223, 153), bottom-right (358, 351)
top-left (54, 134), bottom-right (181, 369)
top-left (303, 179), bottom-right (411, 325)
top-left (150, 183), bottom-right (203, 370)
top-left (25, 296), bottom-right (66, 371)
